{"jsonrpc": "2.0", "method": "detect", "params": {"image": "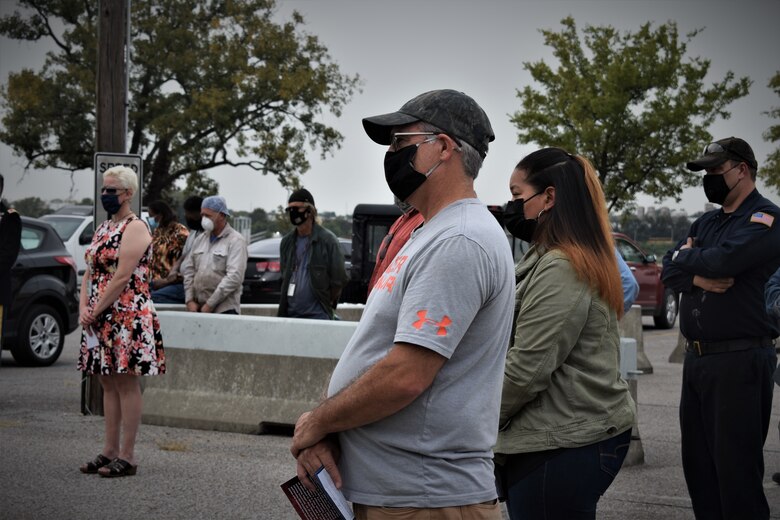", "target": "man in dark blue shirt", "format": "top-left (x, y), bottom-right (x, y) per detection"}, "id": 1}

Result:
top-left (662, 137), bottom-right (780, 519)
